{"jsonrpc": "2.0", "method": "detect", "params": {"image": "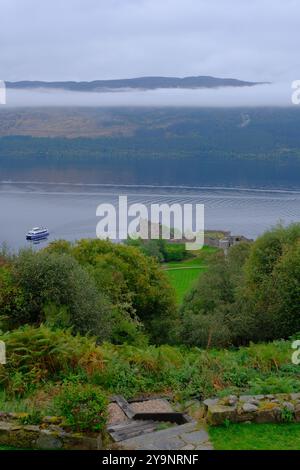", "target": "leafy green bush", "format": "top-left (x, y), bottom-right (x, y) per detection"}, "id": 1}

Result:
top-left (48, 238), bottom-right (177, 344)
top-left (163, 243), bottom-right (187, 262)
top-left (4, 250), bottom-right (113, 341)
top-left (248, 376), bottom-right (300, 395)
top-left (92, 340), bottom-right (298, 400)
top-left (110, 318), bottom-right (148, 347)
top-left (0, 326), bottom-right (104, 395)
top-left (179, 224), bottom-right (300, 347)
top-left (0, 324), bottom-right (299, 404)
top-left (55, 384), bottom-right (107, 432)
